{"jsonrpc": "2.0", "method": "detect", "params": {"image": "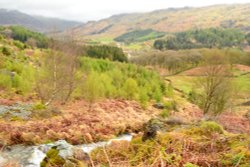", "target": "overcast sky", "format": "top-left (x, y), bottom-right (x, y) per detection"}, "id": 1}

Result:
top-left (0, 0), bottom-right (250, 22)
